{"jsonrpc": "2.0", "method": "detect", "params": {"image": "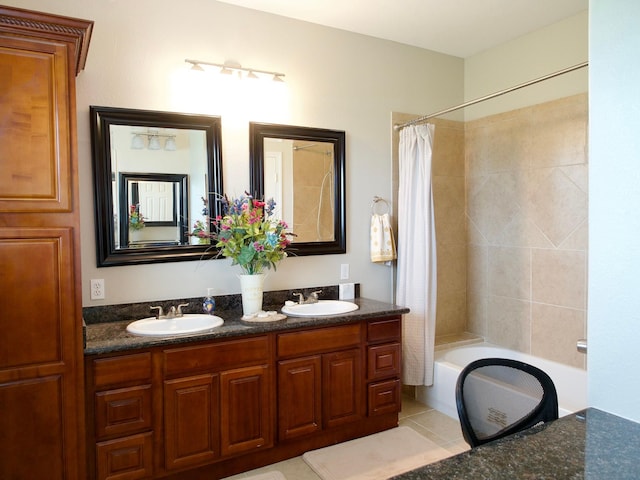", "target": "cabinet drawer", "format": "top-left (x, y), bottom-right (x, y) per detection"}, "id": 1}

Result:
top-left (277, 324), bottom-right (361, 358)
top-left (92, 353), bottom-right (152, 389)
top-left (367, 317), bottom-right (401, 343)
top-left (164, 336), bottom-right (269, 378)
top-left (95, 385), bottom-right (152, 440)
top-left (96, 432), bottom-right (153, 480)
top-left (368, 379), bottom-right (401, 417)
top-left (367, 343), bottom-right (401, 380)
